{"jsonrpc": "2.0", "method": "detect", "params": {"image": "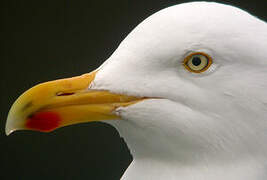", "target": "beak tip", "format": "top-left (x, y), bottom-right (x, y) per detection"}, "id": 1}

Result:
top-left (5, 118), bottom-right (15, 136)
top-left (5, 128), bottom-right (14, 136)
top-left (5, 112), bottom-right (22, 136)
